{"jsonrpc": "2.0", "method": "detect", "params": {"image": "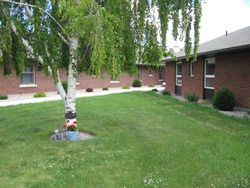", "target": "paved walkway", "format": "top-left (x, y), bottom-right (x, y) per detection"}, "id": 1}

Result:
top-left (0, 85), bottom-right (165, 107)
